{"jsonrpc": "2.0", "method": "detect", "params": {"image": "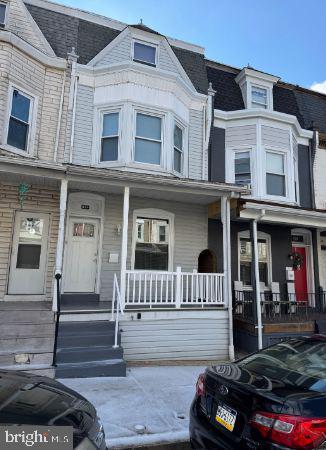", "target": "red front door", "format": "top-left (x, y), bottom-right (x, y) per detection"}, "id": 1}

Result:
top-left (292, 246), bottom-right (308, 301)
